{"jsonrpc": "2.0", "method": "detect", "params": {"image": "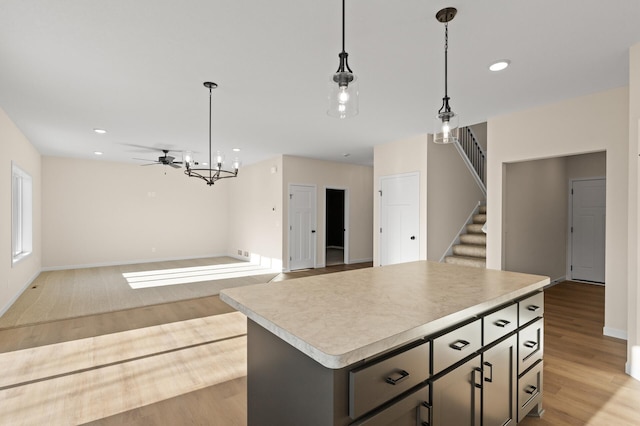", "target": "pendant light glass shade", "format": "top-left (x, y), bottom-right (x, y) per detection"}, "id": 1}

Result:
top-left (433, 110), bottom-right (459, 144)
top-left (328, 71), bottom-right (358, 118)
